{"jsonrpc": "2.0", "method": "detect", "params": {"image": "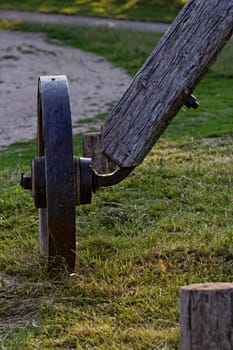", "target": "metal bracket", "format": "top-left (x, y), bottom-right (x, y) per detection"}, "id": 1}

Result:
top-left (93, 166), bottom-right (134, 189)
